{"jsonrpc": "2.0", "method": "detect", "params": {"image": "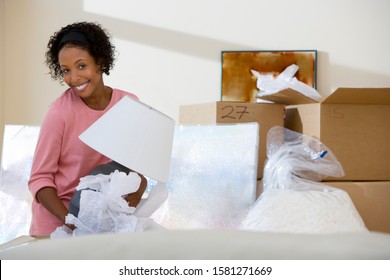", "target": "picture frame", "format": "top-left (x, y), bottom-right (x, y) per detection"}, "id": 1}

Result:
top-left (221, 50), bottom-right (317, 102)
